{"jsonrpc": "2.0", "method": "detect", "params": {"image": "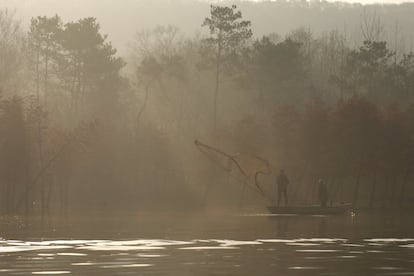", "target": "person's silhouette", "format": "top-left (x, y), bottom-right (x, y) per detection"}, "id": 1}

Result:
top-left (276, 170), bottom-right (289, 206)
